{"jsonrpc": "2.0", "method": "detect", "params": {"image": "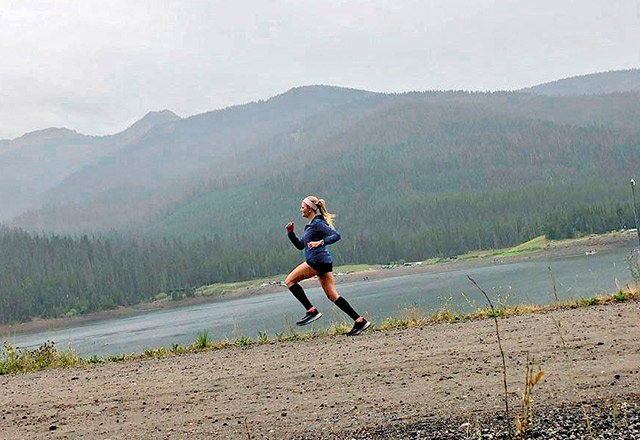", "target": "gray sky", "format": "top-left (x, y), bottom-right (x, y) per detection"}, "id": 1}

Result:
top-left (1, 0), bottom-right (639, 140)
